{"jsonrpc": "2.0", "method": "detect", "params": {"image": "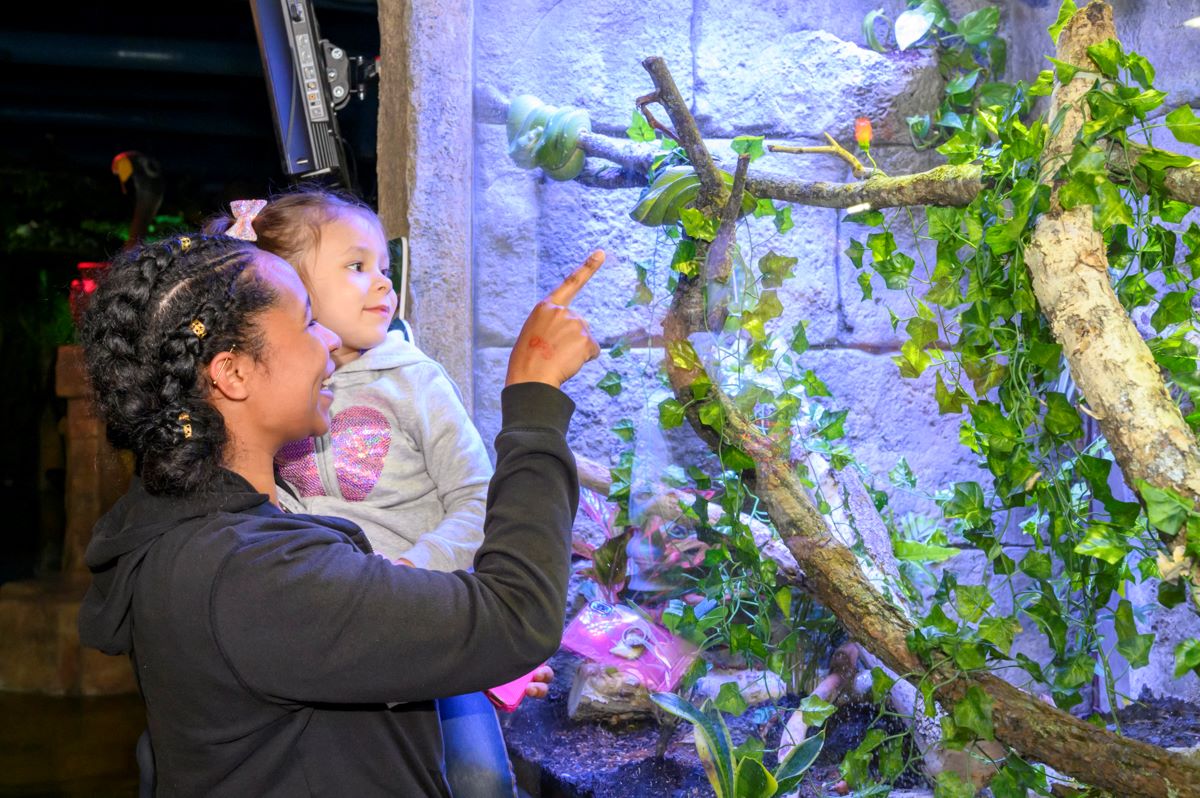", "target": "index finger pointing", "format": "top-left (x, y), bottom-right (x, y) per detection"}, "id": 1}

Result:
top-left (546, 250), bottom-right (605, 306)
